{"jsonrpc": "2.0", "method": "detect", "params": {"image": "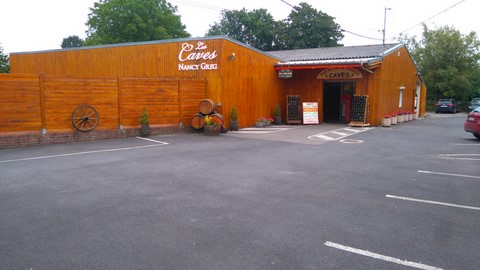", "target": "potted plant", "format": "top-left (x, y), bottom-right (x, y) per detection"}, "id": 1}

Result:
top-left (203, 115), bottom-right (222, 136)
top-left (256, 117), bottom-right (267, 127)
top-left (382, 114), bottom-right (391, 127)
top-left (391, 113), bottom-right (398, 125)
top-left (229, 106), bottom-right (239, 131)
top-left (273, 103), bottom-right (282, 125)
top-left (139, 107), bottom-right (150, 137)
